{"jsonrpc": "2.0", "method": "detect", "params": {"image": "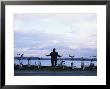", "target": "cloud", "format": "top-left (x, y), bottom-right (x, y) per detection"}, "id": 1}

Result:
top-left (14, 13), bottom-right (97, 58)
